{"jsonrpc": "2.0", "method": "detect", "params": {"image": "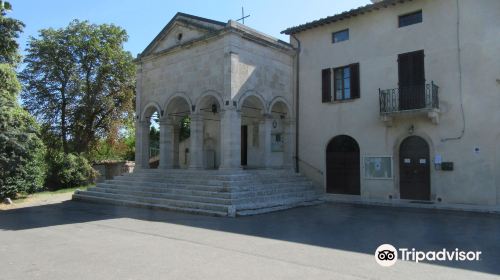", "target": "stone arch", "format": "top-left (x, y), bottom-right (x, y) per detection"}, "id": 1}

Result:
top-left (393, 131), bottom-right (435, 200)
top-left (325, 135), bottom-right (361, 195)
top-left (141, 101), bottom-right (162, 121)
top-left (164, 92), bottom-right (193, 114)
top-left (268, 96), bottom-right (292, 117)
top-left (237, 90), bottom-right (267, 112)
top-left (194, 90), bottom-right (224, 114)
